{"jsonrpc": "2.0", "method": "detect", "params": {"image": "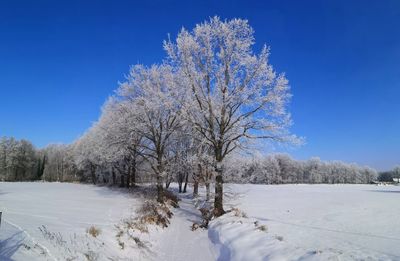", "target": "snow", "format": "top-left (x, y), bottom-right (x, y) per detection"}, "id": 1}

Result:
top-left (1, 182), bottom-right (400, 260)
top-left (210, 184), bottom-right (400, 260)
top-left (0, 182), bottom-right (140, 260)
top-left (154, 194), bottom-right (216, 261)
top-left (0, 182), bottom-right (216, 261)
